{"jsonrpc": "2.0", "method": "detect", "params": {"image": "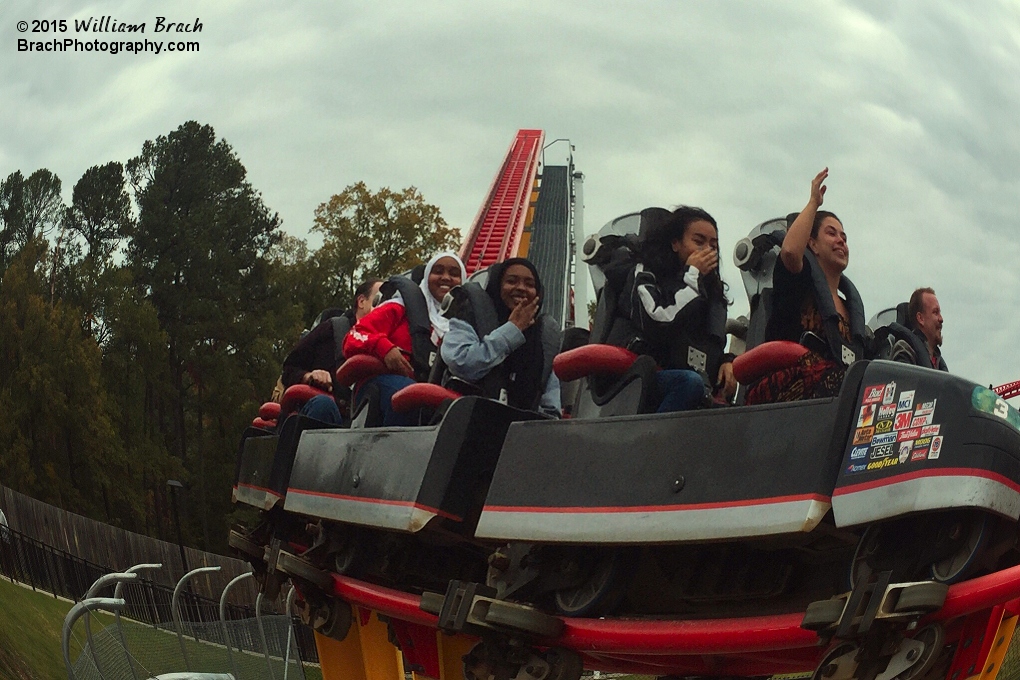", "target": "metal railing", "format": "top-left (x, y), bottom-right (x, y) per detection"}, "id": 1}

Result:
top-left (64, 565), bottom-right (308, 680)
top-left (0, 526), bottom-right (318, 666)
